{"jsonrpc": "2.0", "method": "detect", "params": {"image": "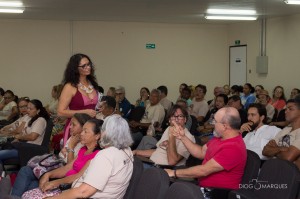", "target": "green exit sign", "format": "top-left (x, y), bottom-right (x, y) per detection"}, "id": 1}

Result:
top-left (146, 43), bottom-right (156, 49)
